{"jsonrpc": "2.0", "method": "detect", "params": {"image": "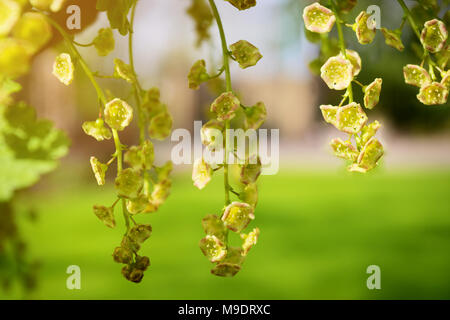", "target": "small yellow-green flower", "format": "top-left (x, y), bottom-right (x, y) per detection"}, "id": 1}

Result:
top-left (93, 28), bottom-right (115, 56)
top-left (90, 156), bottom-right (108, 185)
top-left (192, 157), bottom-right (213, 190)
top-left (12, 12), bottom-right (52, 54)
top-left (336, 102), bottom-right (368, 134)
top-left (210, 92), bottom-right (240, 121)
top-left (330, 138), bottom-right (358, 162)
top-left (240, 183), bottom-right (258, 207)
top-left (353, 11), bottom-right (376, 45)
top-left (30, 0), bottom-right (66, 12)
top-left (338, 49), bottom-right (361, 76)
top-left (202, 214), bottom-right (227, 242)
top-left (210, 247), bottom-right (245, 277)
top-left (364, 78), bottom-right (382, 110)
top-left (320, 56), bottom-right (354, 90)
top-left (303, 2), bottom-right (336, 34)
top-left (82, 118), bottom-right (112, 141)
top-left (358, 121), bottom-right (381, 147)
top-left (124, 140), bottom-right (155, 170)
top-left (104, 98), bottom-right (133, 131)
top-left (199, 235), bottom-right (227, 263)
top-left (241, 227), bottom-right (259, 256)
top-left (114, 58), bottom-right (135, 83)
top-left (151, 179), bottom-right (171, 207)
top-left (93, 205), bottom-right (115, 228)
top-left (222, 201), bottom-right (255, 233)
top-left (349, 137), bottom-right (384, 173)
top-left (381, 28), bottom-right (404, 51)
top-left (244, 102), bottom-right (267, 130)
top-left (201, 120), bottom-right (224, 150)
top-left (420, 19), bottom-right (448, 53)
top-left (148, 110), bottom-right (173, 140)
top-left (441, 72), bottom-right (450, 91)
top-left (229, 40), bottom-right (262, 69)
top-left (320, 104), bottom-right (339, 126)
top-left (403, 64), bottom-right (431, 88)
top-left (417, 82), bottom-right (448, 105)
top-left (188, 59), bottom-right (210, 90)
top-left (115, 168), bottom-right (143, 198)
top-left (52, 53), bottom-right (74, 86)
top-left (0, 38), bottom-right (33, 78)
